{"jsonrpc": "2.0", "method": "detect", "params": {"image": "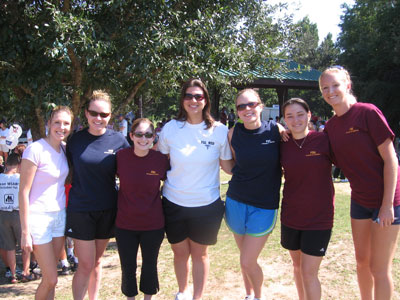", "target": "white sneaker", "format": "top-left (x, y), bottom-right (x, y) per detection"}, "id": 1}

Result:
top-left (175, 292), bottom-right (192, 300)
top-left (243, 296), bottom-right (254, 300)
